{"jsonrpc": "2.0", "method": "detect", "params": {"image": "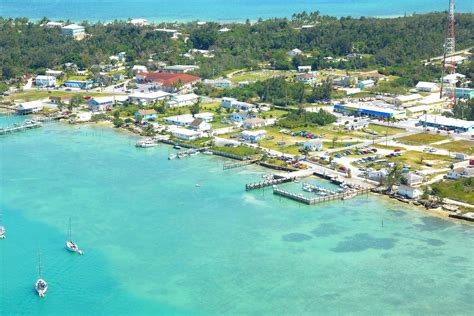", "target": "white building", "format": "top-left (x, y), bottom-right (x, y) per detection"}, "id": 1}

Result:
top-left (298, 66), bottom-right (312, 73)
top-left (128, 91), bottom-right (170, 105)
top-left (345, 120), bottom-right (369, 130)
top-left (415, 81), bottom-right (439, 92)
top-left (62, 24), bottom-right (85, 39)
top-left (45, 21), bottom-right (64, 28)
top-left (447, 167), bottom-right (474, 180)
top-left (203, 79), bottom-right (232, 88)
top-left (129, 19), bottom-right (148, 26)
top-left (155, 28), bottom-right (181, 39)
top-left (242, 118), bottom-right (266, 129)
top-left (45, 70), bottom-right (63, 77)
top-left (301, 139), bottom-right (323, 151)
top-left (34, 75), bottom-right (56, 87)
top-left (442, 73), bottom-right (466, 84)
top-left (288, 48), bottom-right (303, 57)
top-left (368, 169), bottom-right (389, 181)
top-left (188, 118), bottom-right (211, 131)
top-left (398, 184), bottom-right (422, 199)
top-left (165, 94), bottom-right (199, 108)
top-left (164, 112), bottom-right (214, 126)
top-left (132, 65), bottom-right (147, 73)
top-left (241, 130), bottom-right (267, 143)
top-left (405, 173), bottom-right (423, 186)
top-left (419, 115), bottom-right (474, 133)
top-left (17, 101), bottom-right (44, 114)
top-left (221, 97), bottom-right (256, 111)
top-left (87, 96), bottom-right (128, 112)
top-left (296, 73), bottom-right (316, 85)
top-left (171, 128), bottom-right (202, 141)
top-left (395, 94), bottom-right (423, 105)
